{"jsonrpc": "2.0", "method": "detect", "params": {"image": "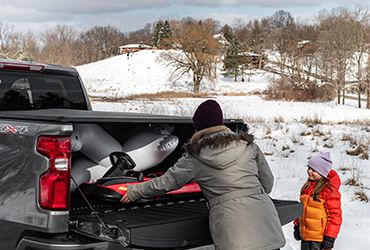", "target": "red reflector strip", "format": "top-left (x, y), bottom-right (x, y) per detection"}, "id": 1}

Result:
top-left (0, 62), bottom-right (44, 72)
